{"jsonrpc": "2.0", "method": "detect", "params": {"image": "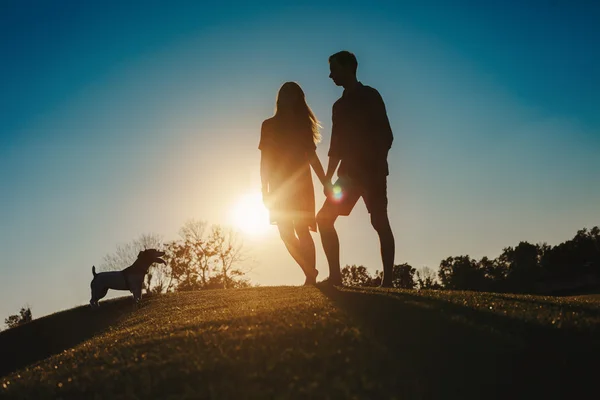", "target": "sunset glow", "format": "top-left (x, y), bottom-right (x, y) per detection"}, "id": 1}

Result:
top-left (1, 0), bottom-right (598, 321)
top-left (230, 192), bottom-right (271, 236)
